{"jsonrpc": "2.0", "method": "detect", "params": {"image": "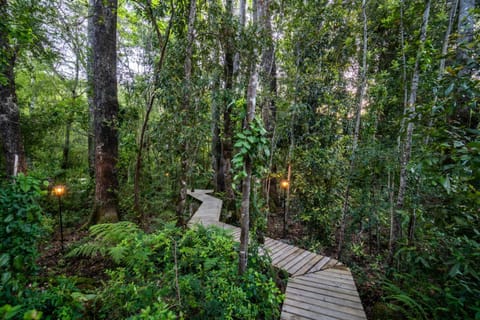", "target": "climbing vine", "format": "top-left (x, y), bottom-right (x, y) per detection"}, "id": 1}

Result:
top-left (232, 114), bottom-right (270, 186)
